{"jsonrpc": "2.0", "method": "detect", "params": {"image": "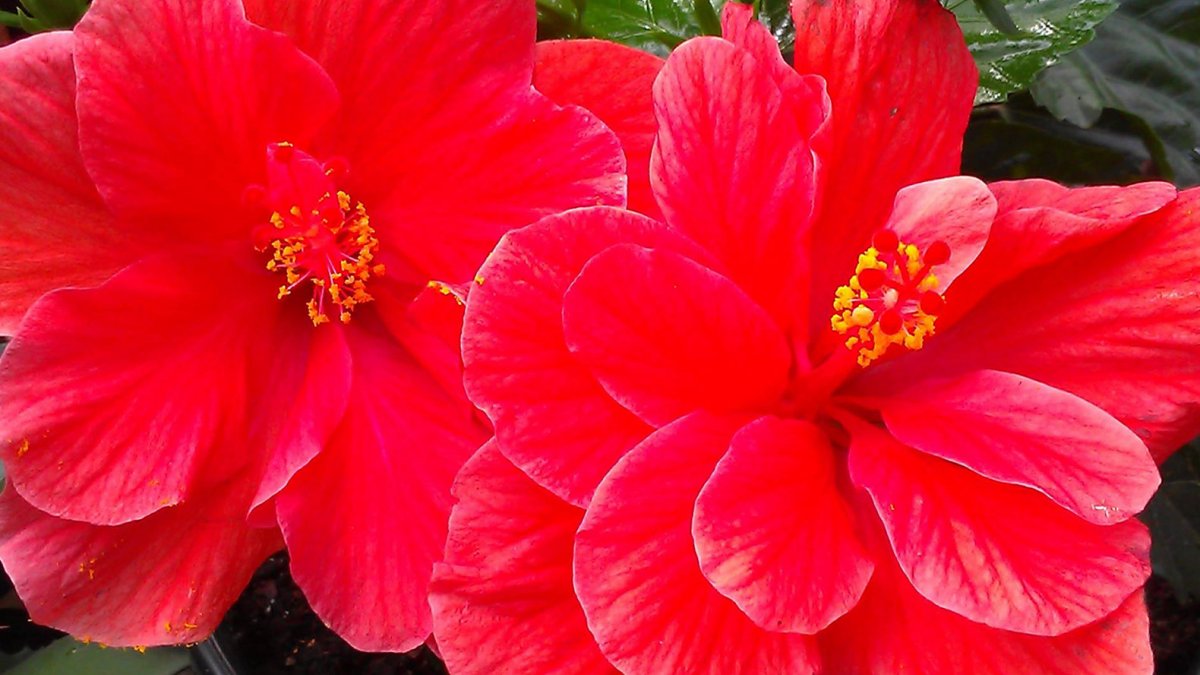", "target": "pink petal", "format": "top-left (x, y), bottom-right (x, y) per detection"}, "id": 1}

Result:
top-left (947, 180), bottom-right (1177, 320)
top-left (463, 207), bottom-right (702, 506)
top-left (0, 485), bottom-right (280, 647)
top-left (881, 370), bottom-right (1158, 524)
top-left (794, 0), bottom-right (978, 329)
top-left (535, 39), bottom-right (664, 220)
top-left (693, 416), bottom-right (872, 634)
top-left (652, 35), bottom-right (818, 332)
top-left (0, 32), bottom-right (139, 332)
top-left (563, 244), bottom-right (791, 426)
top-left (867, 187), bottom-right (1200, 462)
top-left (0, 254), bottom-right (293, 525)
top-left (849, 426), bottom-right (1151, 636)
top-left (429, 443), bottom-right (616, 675)
top-left (575, 413), bottom-right (819, 674)
top-left (276, 326), bottom-right (486, 651)
top-left (719, 3), bottom-right (828, 139)
top-left (820, 553), bottom-right (1152, 674)
top-left (880, 176), bottom-right (997, 290)
top-left (75, 0), bottom-right (339, 232)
